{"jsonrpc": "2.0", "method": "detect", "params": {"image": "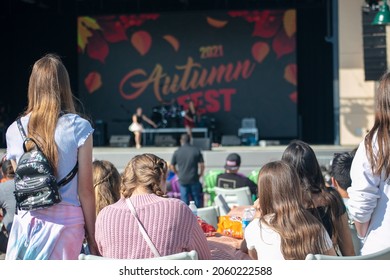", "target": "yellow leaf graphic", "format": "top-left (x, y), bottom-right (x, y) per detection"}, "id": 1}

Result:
top-left (78, 17), bottom-right (101, 52)
top-left (283, 10), bottom-right (296, 38)
top-left (207, 17), bottom-right (228, 28)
